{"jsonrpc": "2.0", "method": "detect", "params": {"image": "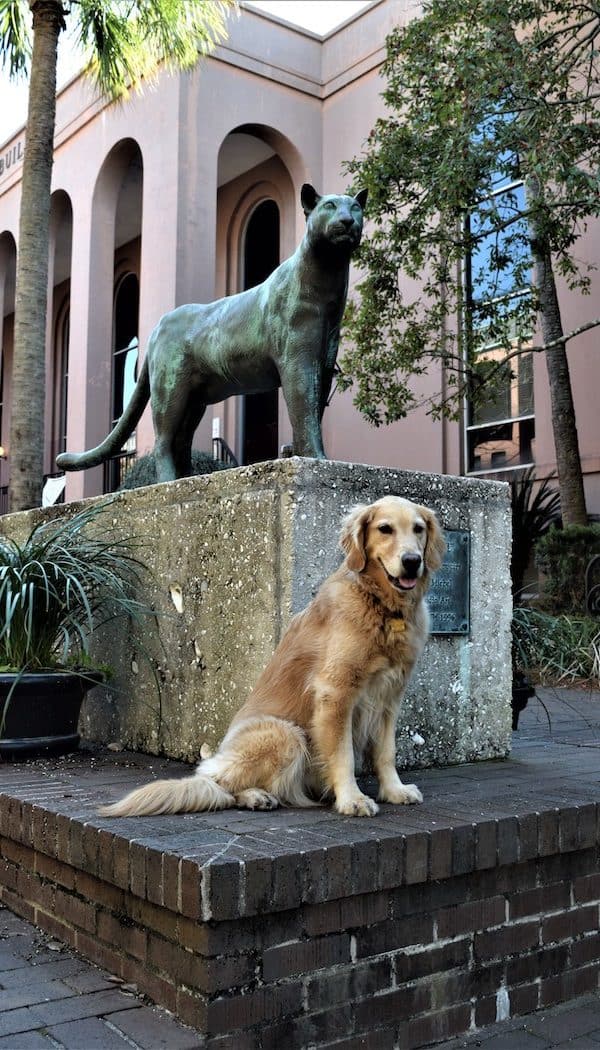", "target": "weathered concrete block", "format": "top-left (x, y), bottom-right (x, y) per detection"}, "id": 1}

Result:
top-left (0, 459), bottom-right (512, 766)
